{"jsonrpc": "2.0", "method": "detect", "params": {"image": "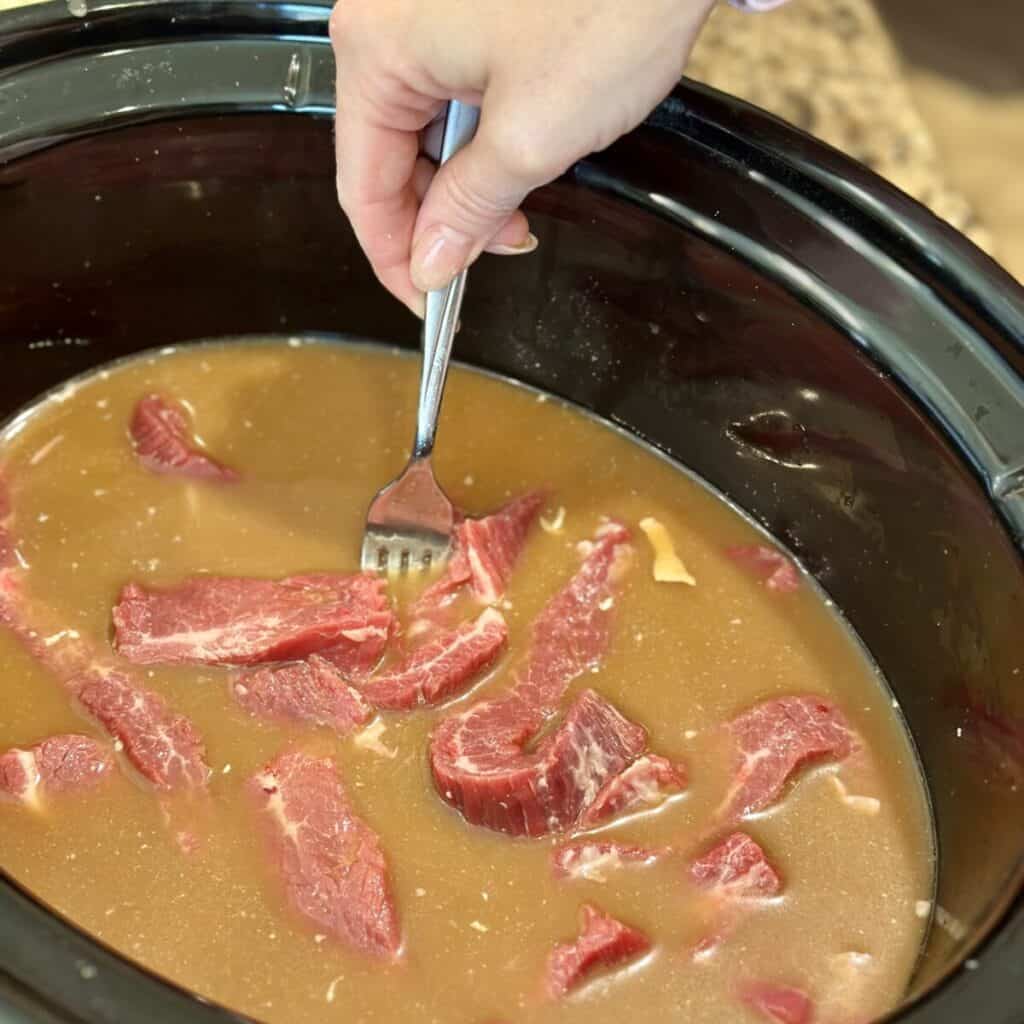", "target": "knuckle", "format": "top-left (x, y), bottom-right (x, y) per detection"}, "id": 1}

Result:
top-left (488, 126), bottom-right (561, 186)
top-left (442, 162), bottom-right (514, 226)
